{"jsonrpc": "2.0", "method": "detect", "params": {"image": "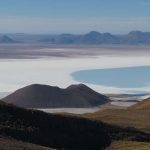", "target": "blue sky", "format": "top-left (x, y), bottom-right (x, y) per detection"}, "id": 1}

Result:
top-left (0, 0), bottom-right (150, 33)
